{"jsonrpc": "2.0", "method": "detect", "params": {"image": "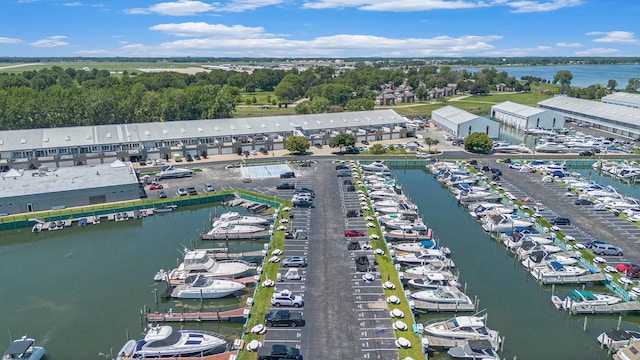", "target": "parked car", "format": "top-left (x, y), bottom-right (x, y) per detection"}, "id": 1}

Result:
top-left (157, 190), bottom-right (167, 198)
top-left (344, 229), bottom-right (365, 237)
top-left (186, 187), bottom-right (197, 195)
top-left (280, 171), bottom-right (296, 179)
top-left (592, 243), bottom-right (623, 256)
top-left (550, 216), bottom-right (571, 225)
top-left (193, 154), bottom-right (201, 160)
top-left (335, 163), bottom-right (349, 170)
top-left (575, 198), bottom-right (594, 205)
top-left (616, 263), bottom-right (640, 277)
top-left (176, 188), bottom-right (188, 196)
top-left (276, 183), bottom-right (295, 190)
top-left (584, 240), bottom-right (608, 249)
top-left (579, 150), bottom-right (594, 156)
top-left (264, 310), bottom-right (304, 328)
top-left (271, 290), bottom-right (304, 307)
top-left (185, 153), bottom-right (193, 162)
top-left (292, 199), bottom-right (314, 208)
top-left (259, 148), bottom-right (268, 155)
top-left (257, 344), bottom-right (303, 360)
top-left (282, 256), bottom-right (308, 267)
top-left (204, 183), bottom-right (214, 192)
top-left (337, 169), bottom-right (351, 177)
top-left (416, 153), bottom-right (431, 159)
top-left (149, 184), bottom-right (163, 190)
top-left (299, 161), bottom-right (312, 167)
top-left (361, 140), bottom-right (369, 145)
